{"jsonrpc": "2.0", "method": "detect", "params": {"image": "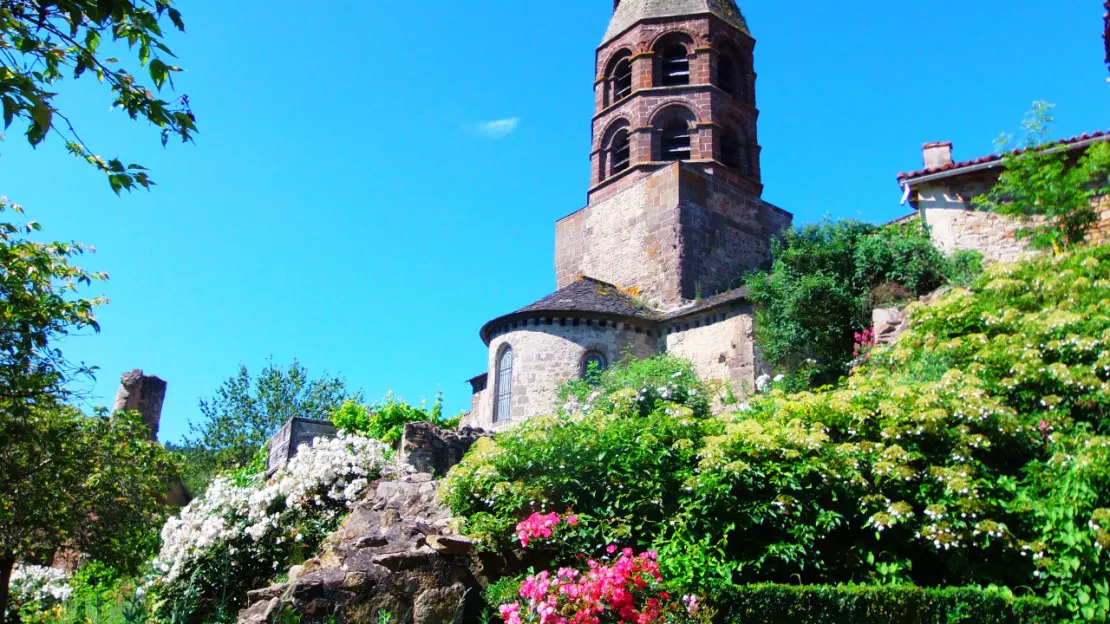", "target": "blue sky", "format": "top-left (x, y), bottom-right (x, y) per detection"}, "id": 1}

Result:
top-left (3, 0), bottom-right (1106, 443)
